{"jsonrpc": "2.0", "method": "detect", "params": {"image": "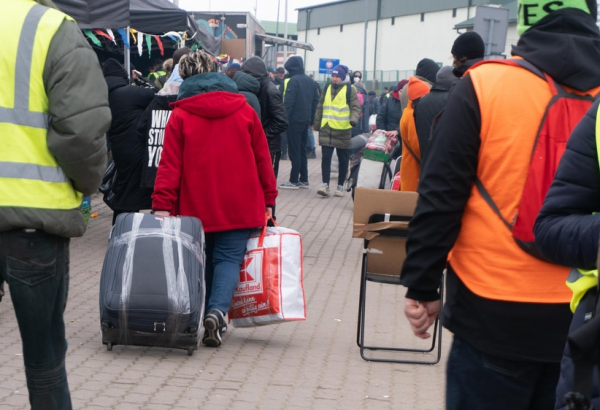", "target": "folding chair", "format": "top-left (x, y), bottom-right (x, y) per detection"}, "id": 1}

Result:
top-left (353, 188), bottom-right (444, 365)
